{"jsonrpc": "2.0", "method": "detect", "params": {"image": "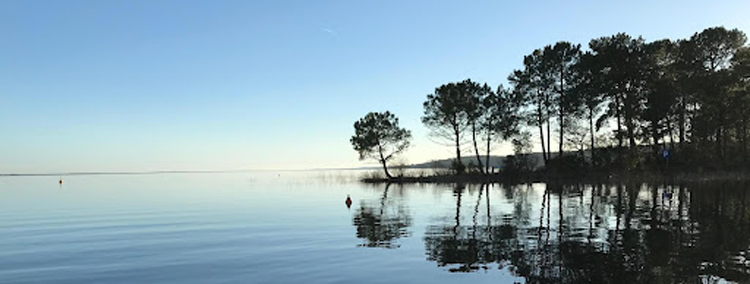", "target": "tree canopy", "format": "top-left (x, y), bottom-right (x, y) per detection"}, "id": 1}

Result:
top-left (351, 111), bottom-right (411, 179)
top-left (421, 81), bottom-right (473, 173)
